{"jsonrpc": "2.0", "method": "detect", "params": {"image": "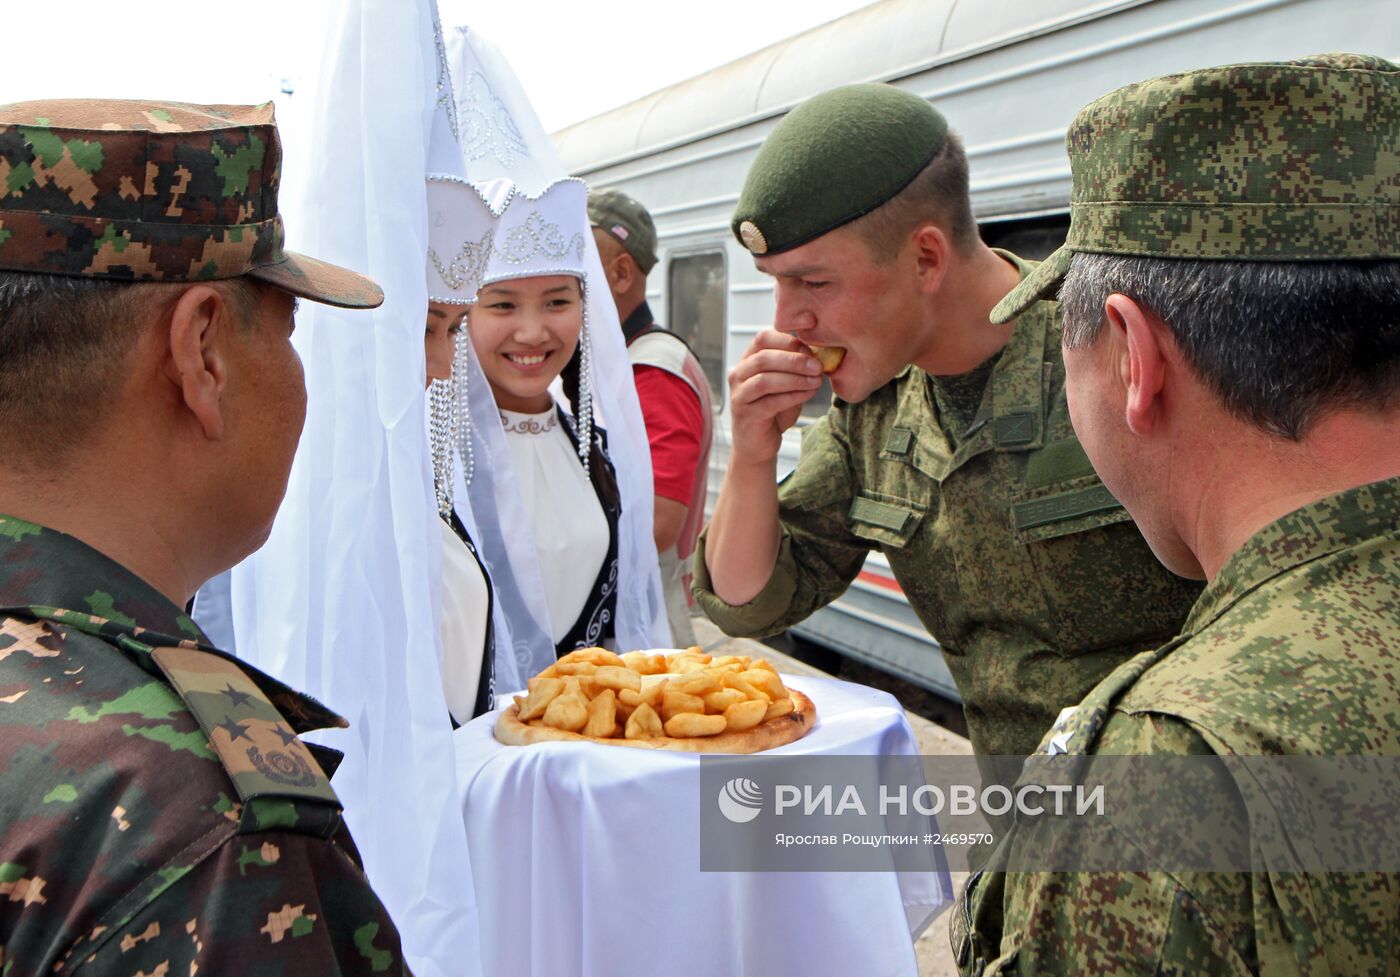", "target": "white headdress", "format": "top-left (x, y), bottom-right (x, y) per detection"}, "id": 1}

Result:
top-left (427, 175), bottom-right (595, 472)
top-left (435, 25), bottom-right (671, 689)
top-left (219, 3), bottom-right (484, 975)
